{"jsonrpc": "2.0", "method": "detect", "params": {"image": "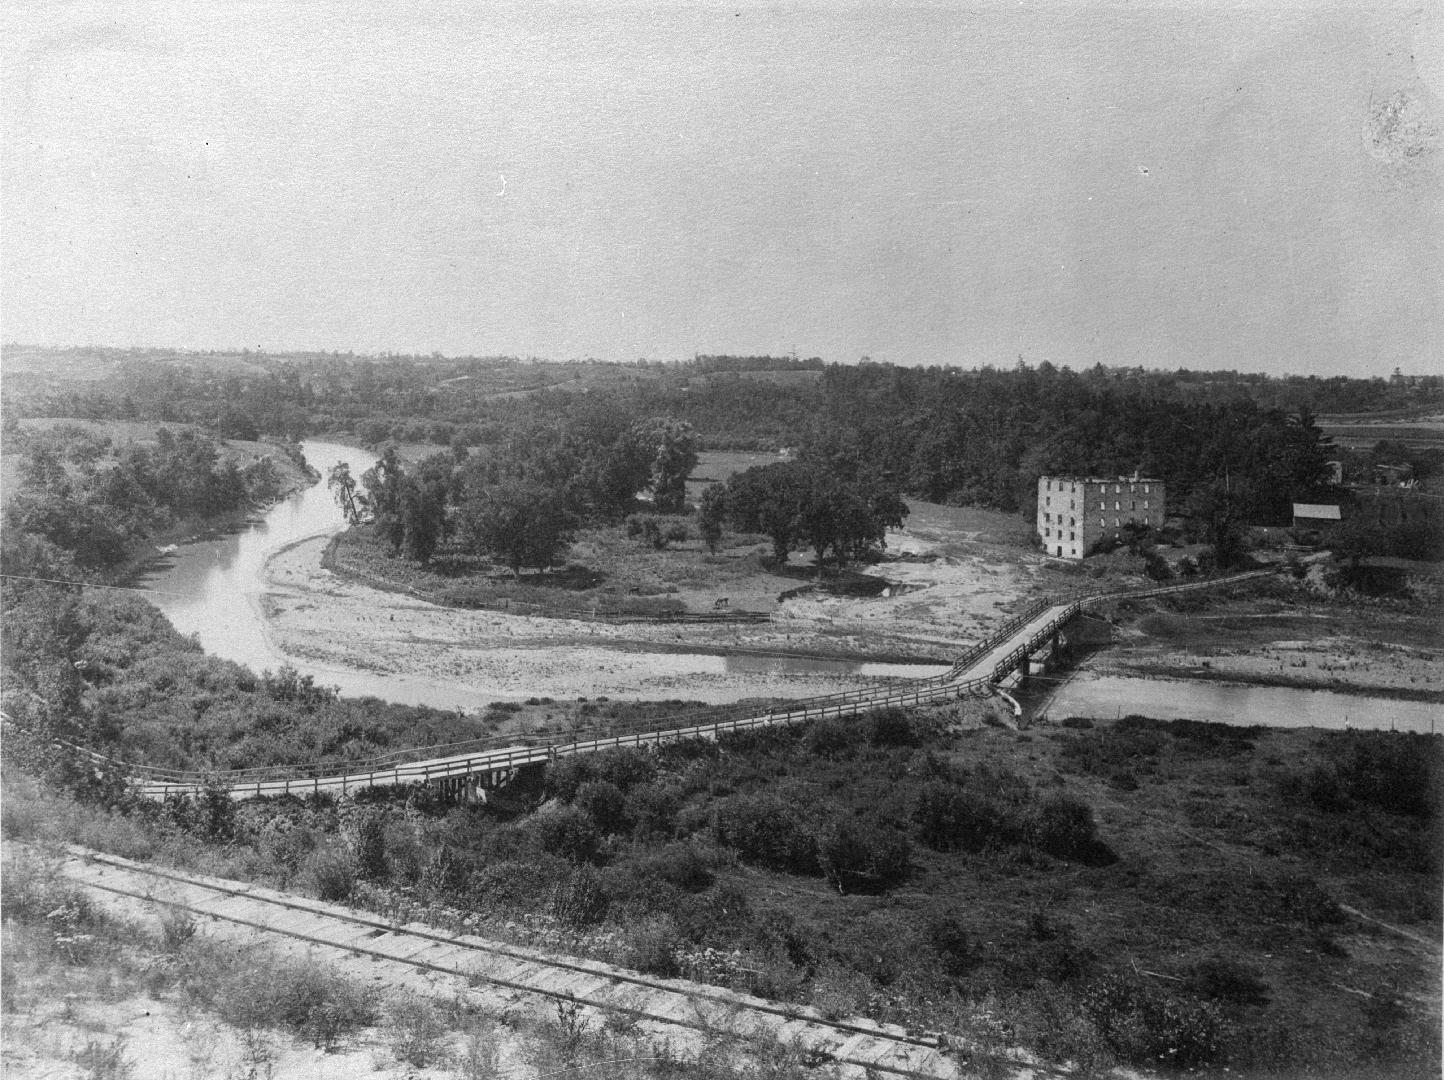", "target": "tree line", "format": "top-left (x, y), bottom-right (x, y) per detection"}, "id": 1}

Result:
top-left (1, 424), bottom-right (300, 578)
top-left (13, 351), bottom-right (1440, 554)
top-left (329, 415), bottom-right (700, 573)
